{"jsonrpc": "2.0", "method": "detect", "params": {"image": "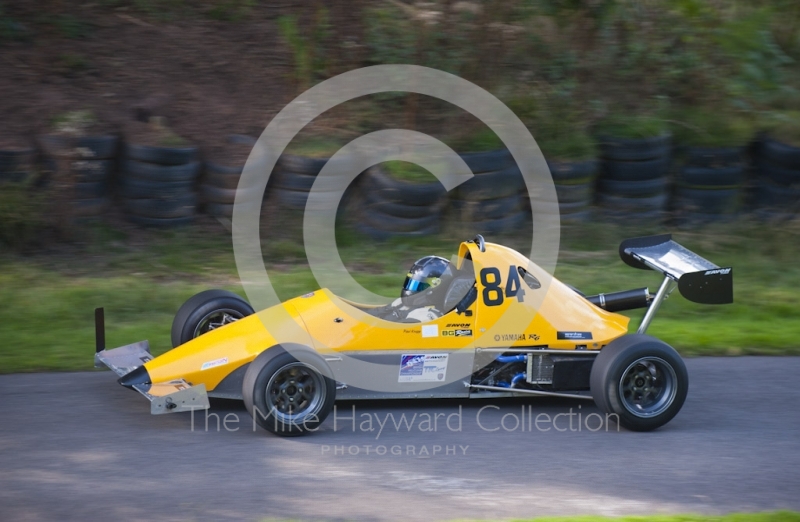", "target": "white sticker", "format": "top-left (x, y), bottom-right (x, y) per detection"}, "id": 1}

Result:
top-left (421, 325), bottom-right (438, 338)
top-left (201, 357), bottom-right (228, 371)
top-left (398, 354), bottom-right (449, 383)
